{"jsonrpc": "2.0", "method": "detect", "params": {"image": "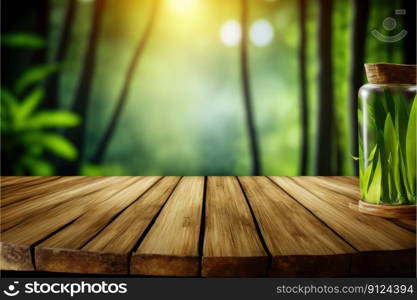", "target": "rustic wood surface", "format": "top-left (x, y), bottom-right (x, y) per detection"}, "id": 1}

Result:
top-left (131, 177), bottom-right (203, 276)
top-left (270, 176), bottom-right (416, 275)
top-left (202, 176), bottom-right (267, 277)
top-left (238, 176), bottom-right (354, 277)
top-left (1, 176), bottom-right (415, 277)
